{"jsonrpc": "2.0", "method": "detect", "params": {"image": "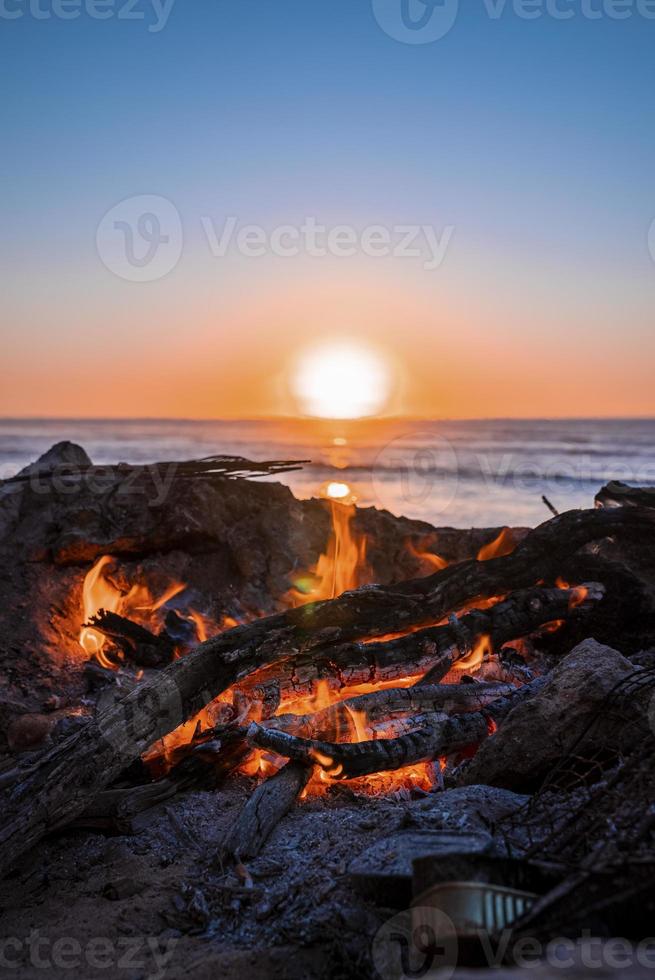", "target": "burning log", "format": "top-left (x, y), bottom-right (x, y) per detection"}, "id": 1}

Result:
top-left (164, 683), bottom-right (514, 784)
top-left (266, 681), bottom-right (514, 741)
top-left (238, 582), bottom-right (604, 714)
top-left (246, 715), bottom-right (467, 780)
top-left (166, 727), bottom-right (254, 783)
top-left (247, 680), bottom-right (546, 780)
top-left (0, 506), bottom-right (652, 878)
top-left (83, 609), bottom-right (176, 668)
top-left (415, 581), bottom-right (602, 685)
top-left (220, 761), bottom-right (312, 861)
top-left (186, 682), bottom-right (514, 773)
